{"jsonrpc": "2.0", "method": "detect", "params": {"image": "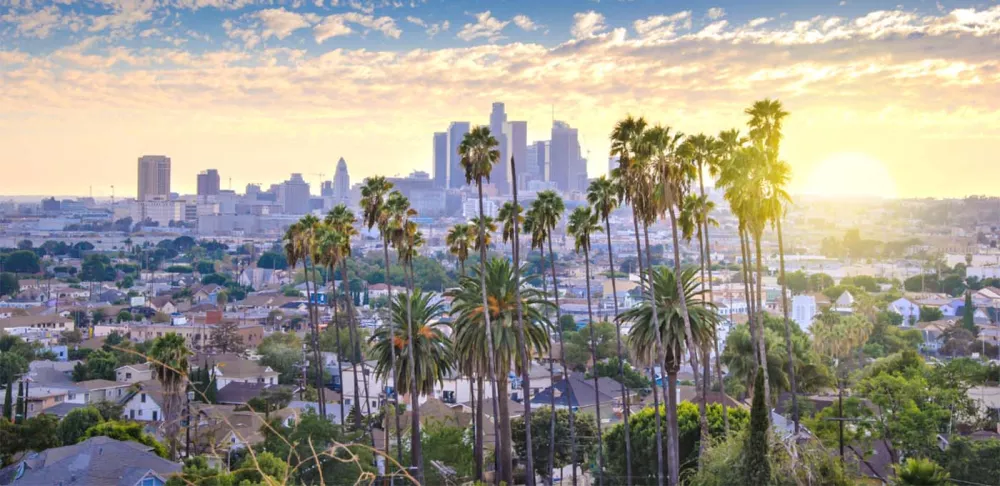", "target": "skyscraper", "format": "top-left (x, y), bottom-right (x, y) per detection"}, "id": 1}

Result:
top-left (278, 173), bottom-right (311, 214)
top-left (433, 132), bottom-right (448, 189)
top-left (506, 121), bottom-right (527, 190)
top-left (489, 103), bottom-right (509, 194)
top-left (550, 121), bottom-right (581, 192)
top-left (137, 155), bottom-right (171, 201)
top-left (197, 169), bottom-right (220, 197)
top-left (333, 157), bottom-right (350, 203)
top-left (447, 121), bottom-right (471, 189)
top-left (534, 141), bottom-right (549, 182)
